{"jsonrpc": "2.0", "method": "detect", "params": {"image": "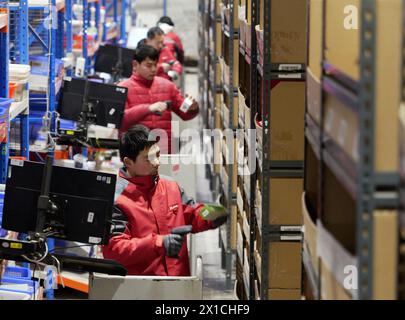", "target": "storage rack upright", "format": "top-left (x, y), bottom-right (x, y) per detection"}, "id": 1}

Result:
top-left (304, 0), bottom-right (400, 300)
top-left (3, 0), bottom-right (31, 183)
top-left (224, 0), bottom-right (307, 300)
top-left (218, 0), bottom-right (239, 290)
